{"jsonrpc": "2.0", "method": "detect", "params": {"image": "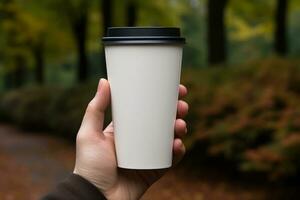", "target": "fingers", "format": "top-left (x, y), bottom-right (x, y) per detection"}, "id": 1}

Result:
top-left (174, 84), bottom-right (188, 165)
top-left (80, 79), bottom-right (111, 137)
top-left (175, 119), bottom-right (187, 138)
top-left (172, 138), bottom-right (186, 165)
top-left (179, 84), bottom-right (188, 98)
top-left (177, 84), bottom-right (188, 119)
top-left (177, 100), bottom-right (189, 118)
